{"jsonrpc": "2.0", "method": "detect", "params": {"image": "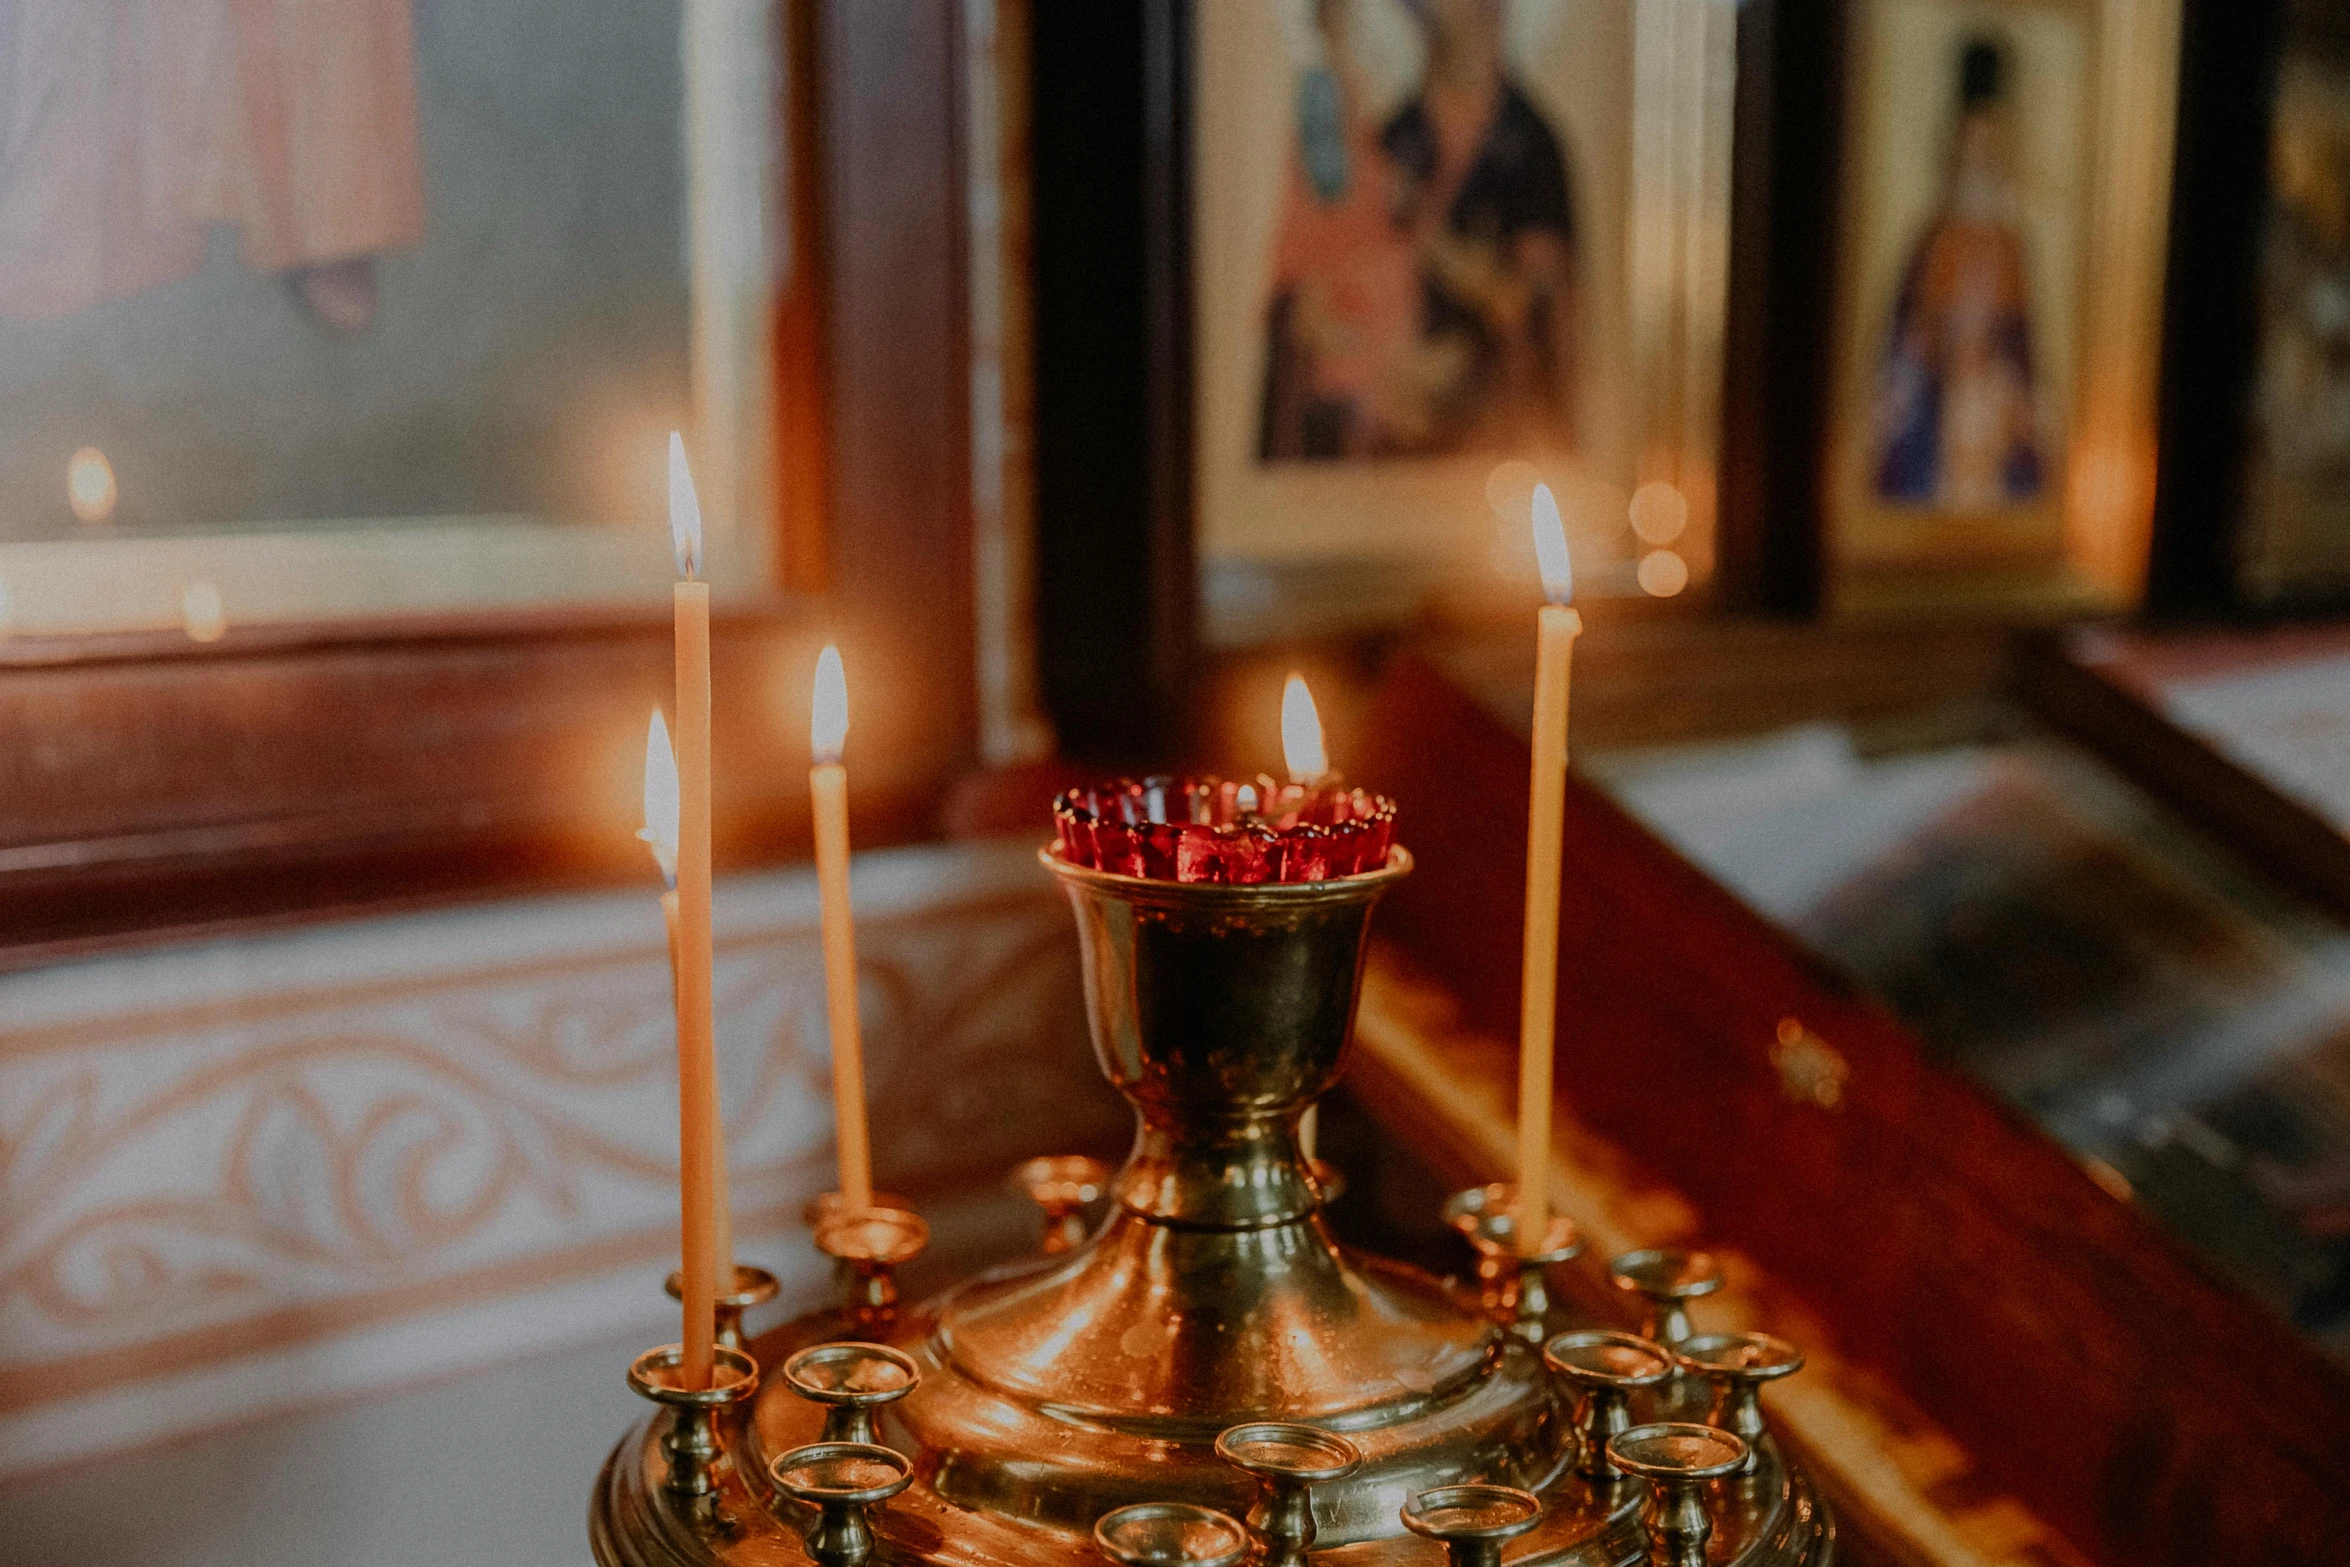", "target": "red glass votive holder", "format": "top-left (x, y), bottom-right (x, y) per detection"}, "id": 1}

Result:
top-left (1052, 775), bottom-right (1396, 884)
